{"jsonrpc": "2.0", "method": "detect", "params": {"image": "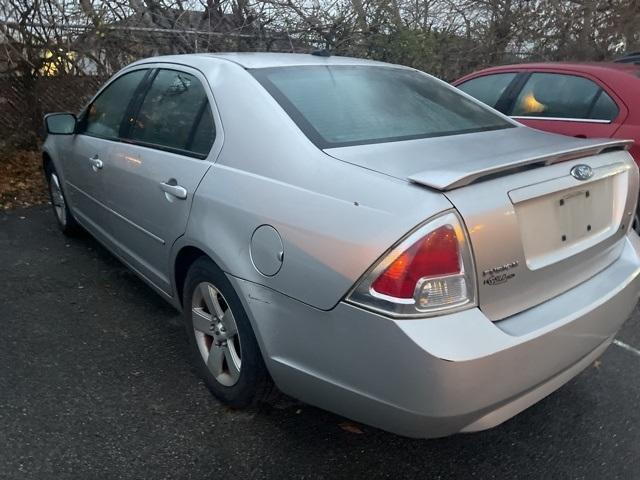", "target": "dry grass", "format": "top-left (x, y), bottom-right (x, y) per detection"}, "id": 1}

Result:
top-left (0, 150), bottom-right (49, 210)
